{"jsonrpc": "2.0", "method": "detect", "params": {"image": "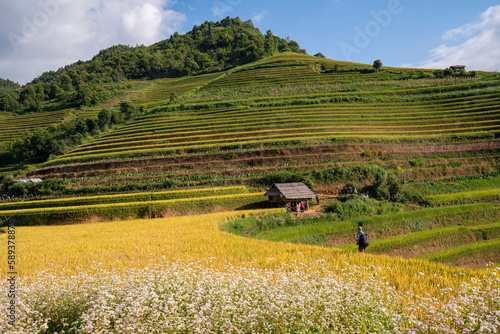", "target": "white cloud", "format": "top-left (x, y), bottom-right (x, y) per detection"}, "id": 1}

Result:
top-left (211, 0), bottom-right (243, 18)
top-left (400, 63), bottom-right (413, 68)
top-left (211, 2), bottom-right (233, 18)
top-left (122, 3), bottom-right (163, 43)
top-left (0, 0), bottom-right (186, 84)
top-left (252, 10), bottom-right (268, 23)
top-left (420, 5), bottom-right (500, 71)
top-left (442, 6), bottom-right (496, 41)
